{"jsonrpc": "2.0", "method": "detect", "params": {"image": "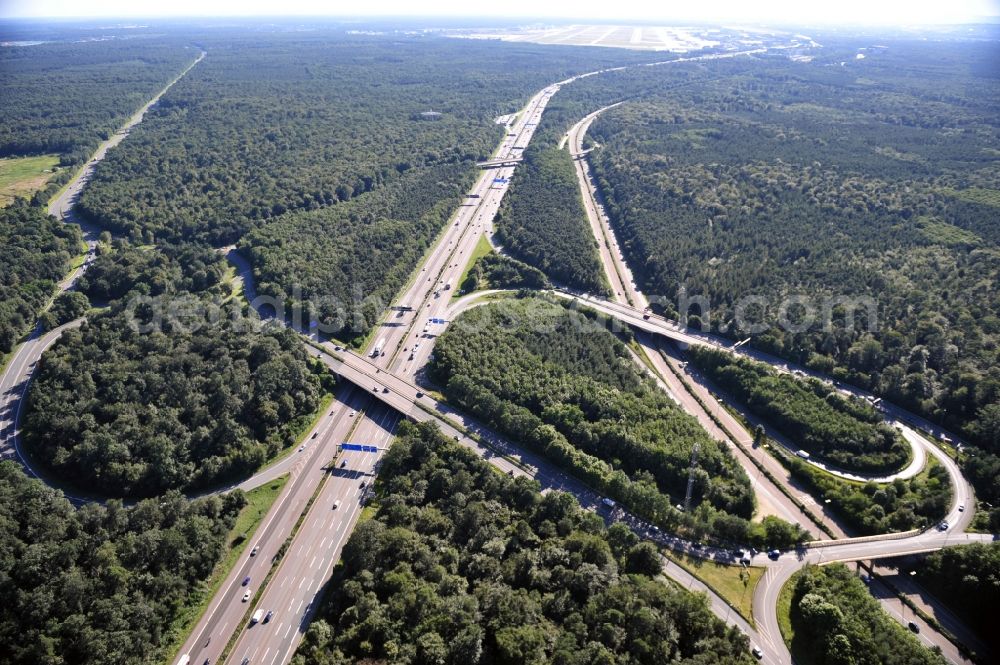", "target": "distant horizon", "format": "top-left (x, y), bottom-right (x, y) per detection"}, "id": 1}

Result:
top-left (2, 0), bottom-right (999, 26)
